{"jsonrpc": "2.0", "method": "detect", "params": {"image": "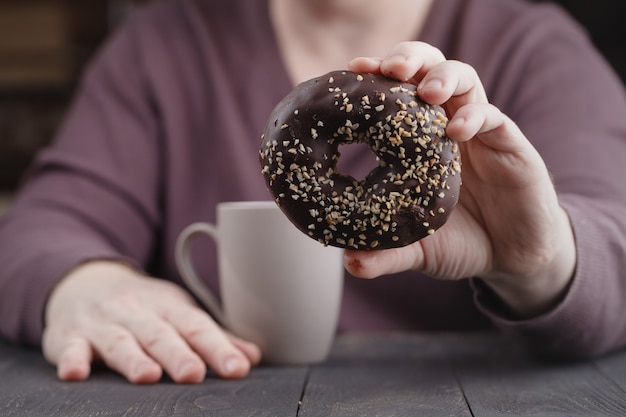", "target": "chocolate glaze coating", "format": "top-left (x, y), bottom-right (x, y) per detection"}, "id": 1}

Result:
top-left (259, 71), bottom-right (461, 250)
